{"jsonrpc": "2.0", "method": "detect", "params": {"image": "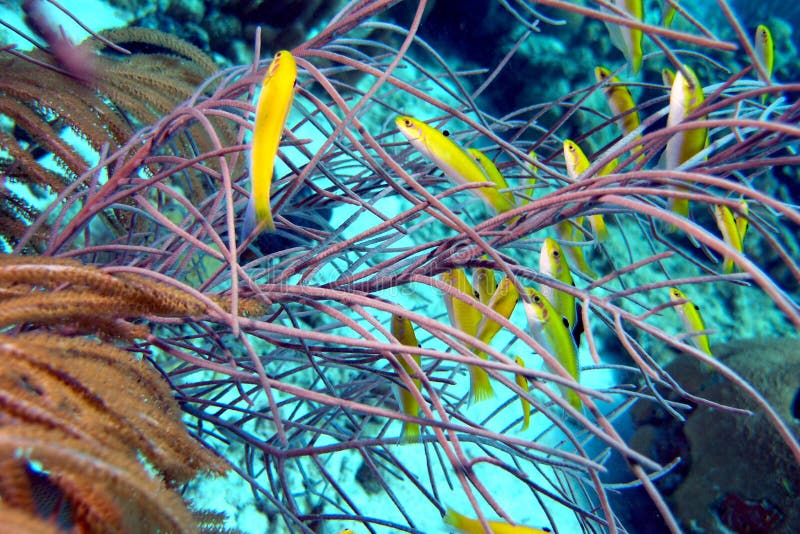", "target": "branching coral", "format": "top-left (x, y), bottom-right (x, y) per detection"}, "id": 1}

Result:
top-left (2, 0), bottom-right (799, 533)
